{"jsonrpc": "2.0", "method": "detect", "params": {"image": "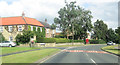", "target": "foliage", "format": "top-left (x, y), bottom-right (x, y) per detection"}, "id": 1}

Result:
top-left (89, 40), bottom-right (106, 44)
top-left (115, 27), bottom-right (120, 44)
top-left (106, 28), bottom-right (116, 42)
top-left (51, 23), bottom-right (57, 30)
top-left (92, 19), bottom-right (108, 42)
top-left (0, 33), bottom-right (6, 42)
top-left (54, 1), bottom-right (93, 40)
top-left (36, 37), bottom-right (84, 43)
top-left (54, 38), bottom-right (71, 43)
top-left (71, 40), bottom-right (84, 43)
top-left (15, 30), bottom-right (34, 44)
top-left (36, 37), bottom-right (55, 43)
